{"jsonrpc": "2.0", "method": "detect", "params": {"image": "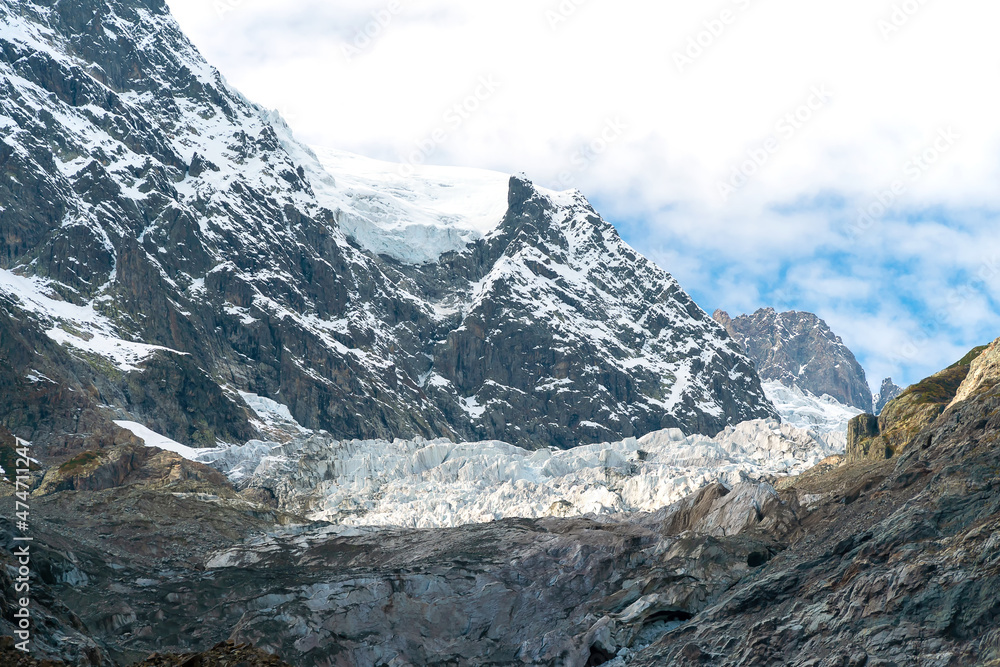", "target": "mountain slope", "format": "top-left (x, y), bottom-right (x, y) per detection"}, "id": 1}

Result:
top-left (0, 0), bottom-right (775, 455)
top-left (12, 337), bottom-right (1000, 666)
top-left (714, 308), bottom-right (873, 411)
